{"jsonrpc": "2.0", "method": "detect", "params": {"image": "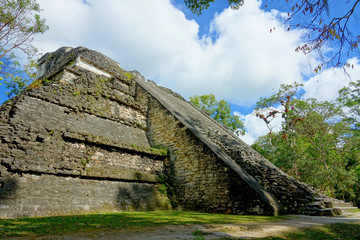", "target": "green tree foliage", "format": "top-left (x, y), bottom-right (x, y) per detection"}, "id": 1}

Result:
top-left (338, 80), bottom-right (360, 204)
top-left (184, 0), bottom-right (360, 68)
top-left (0, 0), bottom-right (48, 100)
top-left (189, 93), bottom-right (245, 136)
top-left (338, 80), bottom-right (360, 129)
top-left (0, 52), bottom-right (36, 98)
top-left (0, 0), bottom-right (48, 59)
top-left (252, 82), bottom-right (360, 205)
top-left (184, 0), bottom-right (244, 15)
